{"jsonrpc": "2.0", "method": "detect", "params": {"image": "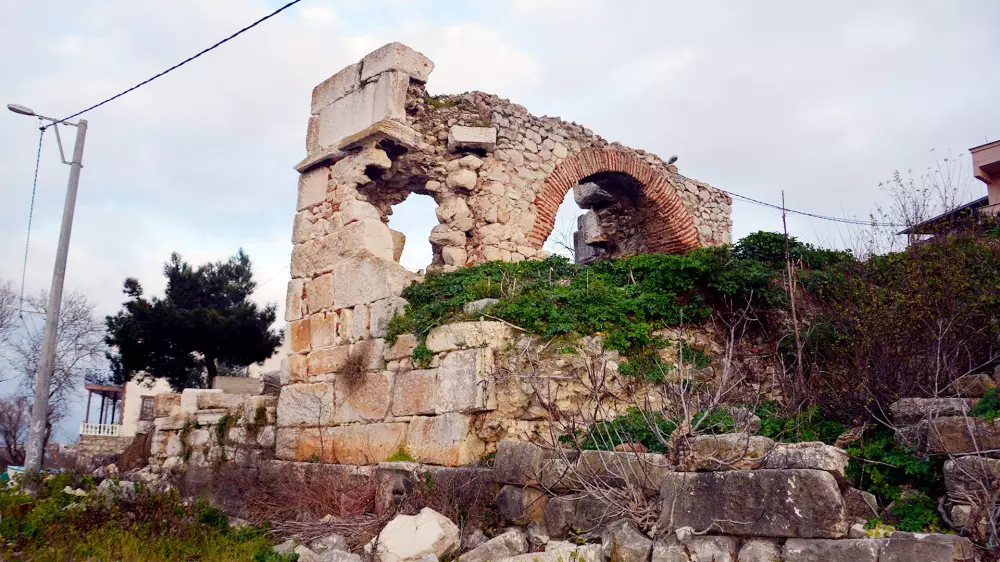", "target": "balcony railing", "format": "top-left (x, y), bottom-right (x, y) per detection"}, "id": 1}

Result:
top-left (79, 422), bottom-right (121, 437)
